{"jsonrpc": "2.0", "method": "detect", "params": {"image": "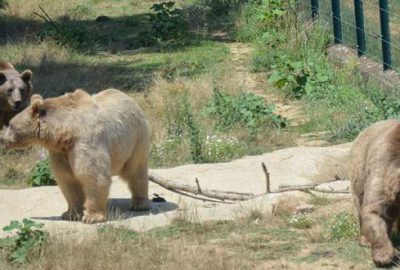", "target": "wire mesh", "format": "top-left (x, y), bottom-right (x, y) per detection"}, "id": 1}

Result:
top-left (303, 0), bottom-right (400, 70)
